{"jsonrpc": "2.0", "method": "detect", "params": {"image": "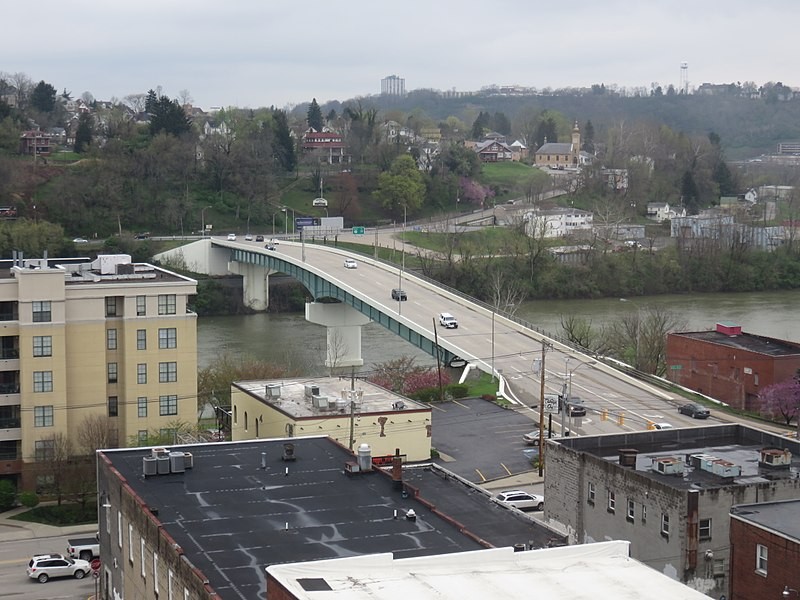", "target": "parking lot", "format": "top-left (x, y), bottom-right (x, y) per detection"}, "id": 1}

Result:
top-left (431, 397), bottom-right (542, 482)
